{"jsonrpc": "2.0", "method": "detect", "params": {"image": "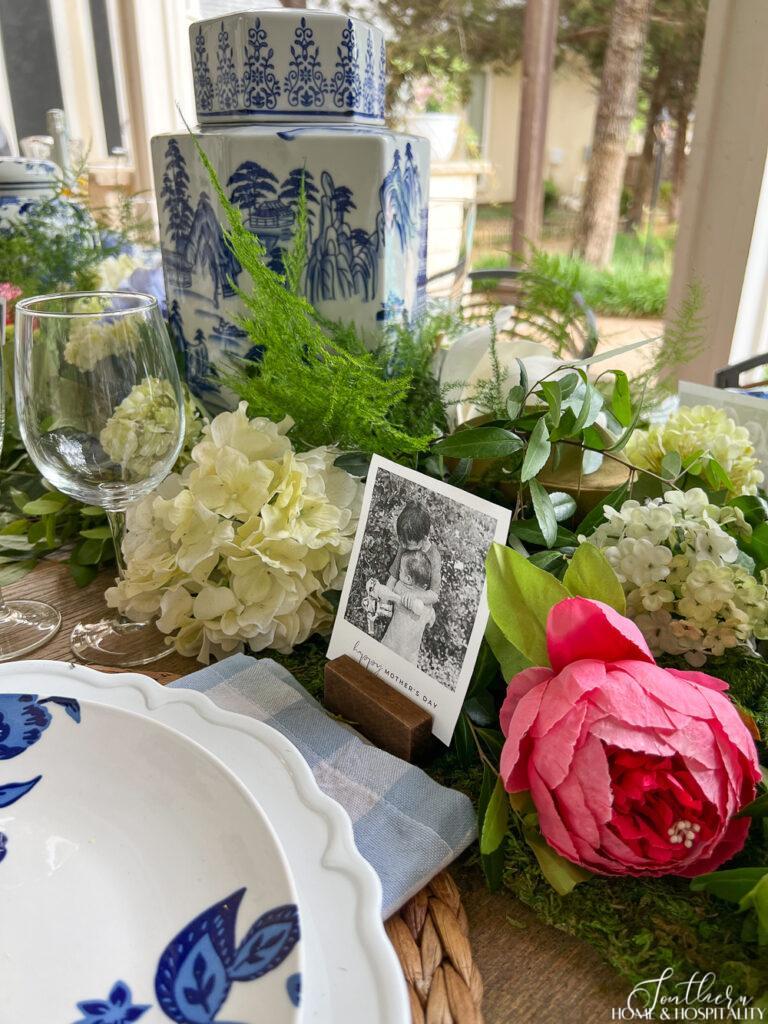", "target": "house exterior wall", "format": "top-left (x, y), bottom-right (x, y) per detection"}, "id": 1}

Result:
top-left (478, 60), bottom-right (598, 206)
